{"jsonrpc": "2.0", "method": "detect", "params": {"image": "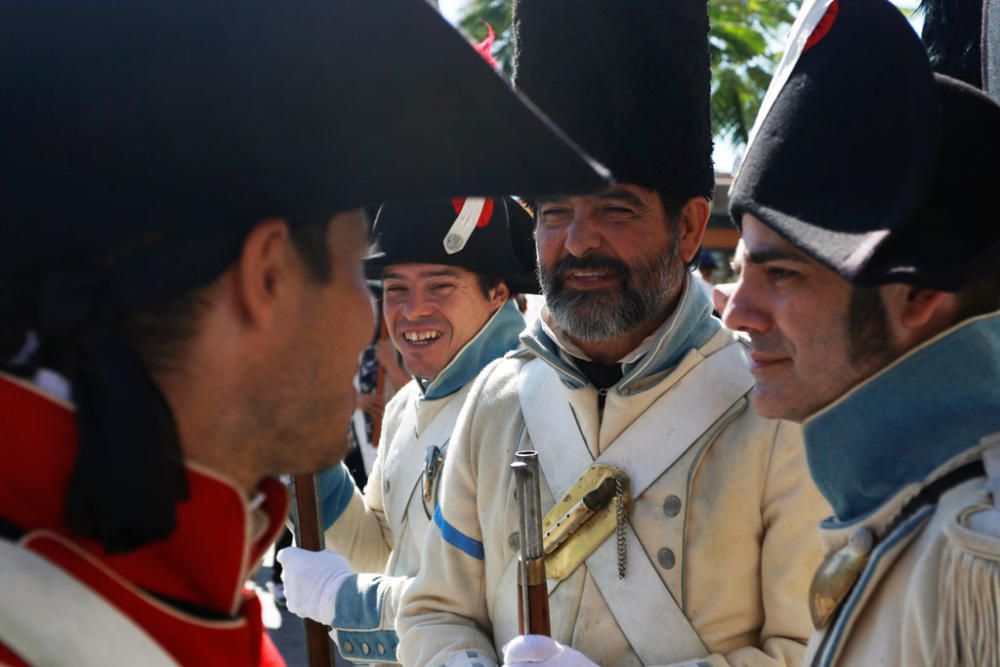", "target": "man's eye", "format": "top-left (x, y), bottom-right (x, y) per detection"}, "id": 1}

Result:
top-left (539, 207), bottom-right (570, 220)
top-left (766, 267), bottom-right (798, 281)
top-left (385, 285), bottom-right (406, 293)
top-left (429, 283), bottom-right (455, 292)
top-left (603, 205), bottom-right (633, 216)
